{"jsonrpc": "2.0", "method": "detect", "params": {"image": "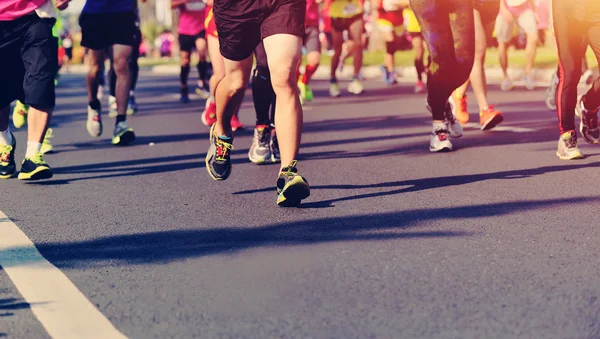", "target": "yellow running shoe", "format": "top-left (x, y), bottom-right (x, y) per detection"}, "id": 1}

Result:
top-left (12, 100), bottom-right (28, 129)
top-left (18, 152), bottom-right (52, 181)
top-left (276, 160), bottom-right (310, 207)
top-left (40, 128), bottom-right (54, 154)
